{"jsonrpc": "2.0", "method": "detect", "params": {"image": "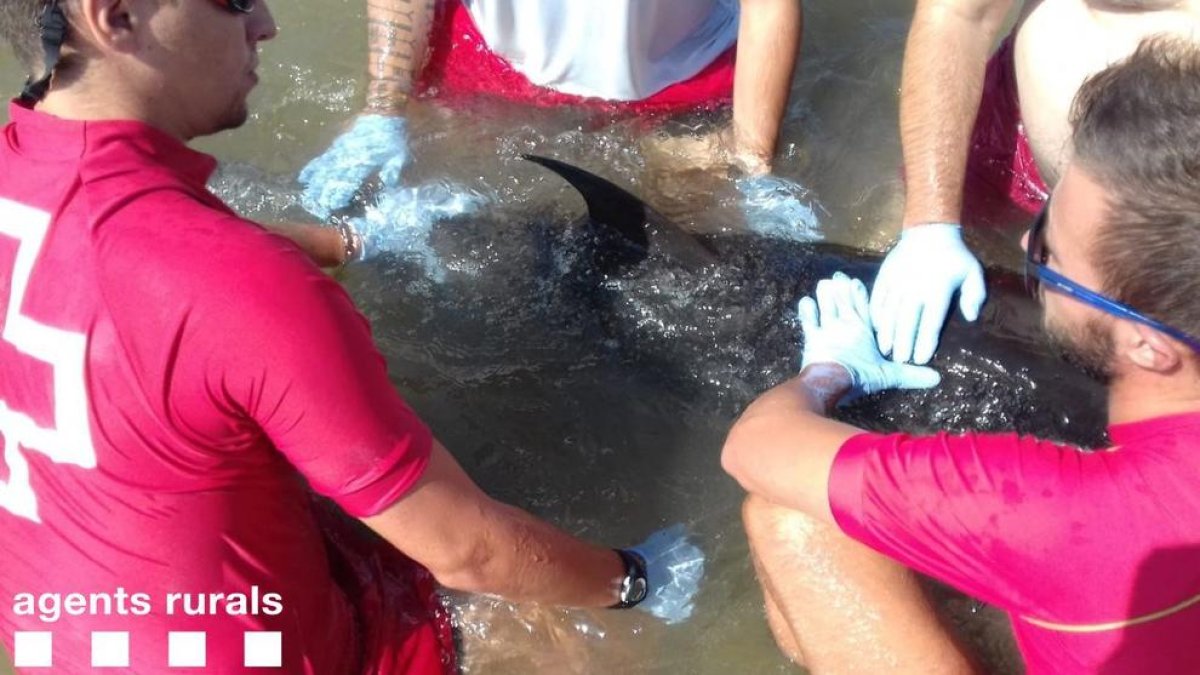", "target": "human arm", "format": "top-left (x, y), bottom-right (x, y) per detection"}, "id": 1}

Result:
top-left (225, 241), bottom-right (696, 615)
top-left (97, 205), bottom-right (700, 621)
top-left (899, 0), bottom-right (1015, 228)
top-left (723, 274), bottom-right (1106, 627)
top-left (298, 0), bottom-right (438, 218)
top-left (224, 226), bottom-right (698, 618)
top-left (365, 0), bottom-right (438, 114)
top-left (723, 364), bottom-right (862, 521)
top-left (363, 440), bottom-right (625, 606)
top-left (723, 273), bottom-right (941, 520)
top-left (867, 0), bottom-right (1013, 364)
top-left (262, 222), bottom-right (353, 268)
top-left (732, 0), bottom-right (804, 173)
